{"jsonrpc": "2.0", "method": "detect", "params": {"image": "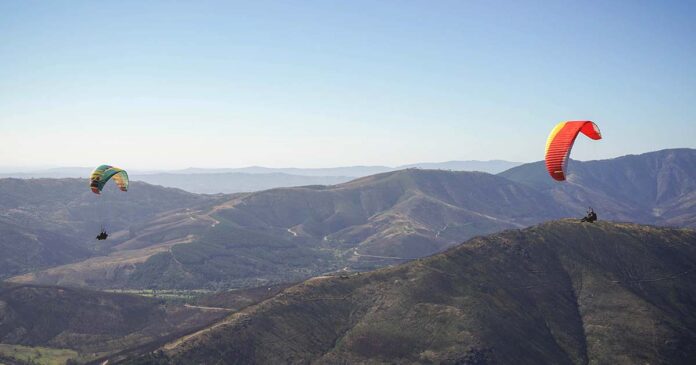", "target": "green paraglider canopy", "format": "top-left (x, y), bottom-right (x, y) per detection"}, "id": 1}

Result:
top-left (89, 165), bottom-right (129, 194)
